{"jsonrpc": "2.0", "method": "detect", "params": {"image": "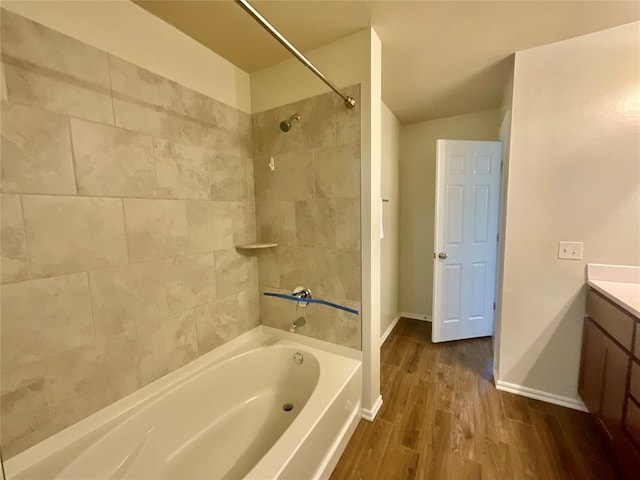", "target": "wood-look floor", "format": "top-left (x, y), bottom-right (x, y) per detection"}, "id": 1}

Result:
top-left (330, 318), bottom-right (622, 480)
